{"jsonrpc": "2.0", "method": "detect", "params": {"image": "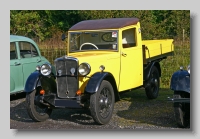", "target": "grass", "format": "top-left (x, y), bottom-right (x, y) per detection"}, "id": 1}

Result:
top-left (160, 41), bottom-right (190, 88)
